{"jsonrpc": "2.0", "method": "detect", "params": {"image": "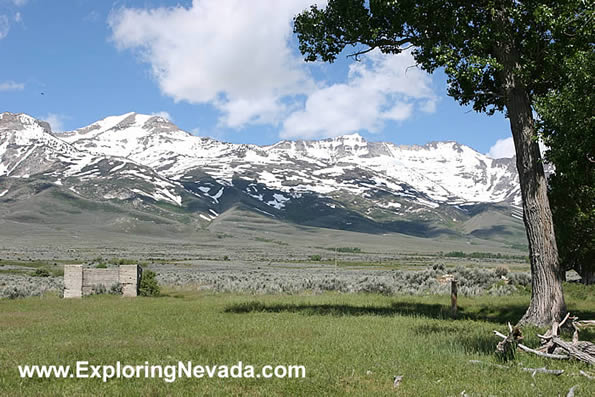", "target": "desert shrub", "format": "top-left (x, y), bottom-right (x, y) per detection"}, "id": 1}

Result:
top-left (495, 265), bottom-right (509, 278)
top-left (335, 247), bottom-right (361, 253)
top-left (309, 255), bottom-right (322, 261)
top-left (445, 251), bottom-right (466, 258)
top-left (444, 251), bottom-right (527, 260)
top-left (223, 255), bottom-right (230, 261)
top-left (508, 272), bottom-right (532, 286)
top-left (139, 270), bottom-right (160, 297)
top-left (148, 263), bottom-right (533, 298)
top-left (116, 258), bottom-right (137, 266)
top-left (30, 269), bottom-right (51, 277)
top-left (432, 263), bottom-right (446, 273)
top-left (0, 274), bottom-right (63, 299)
top-left (95, 263), bottom-right (108, 269)
top-left (91, 284), bottom-right (107, 295)
top-left (109, 283), bottom-right (123, 295)
top-left (7, 287), bottom-right (28, 299)
top-left (487, 281), bottom-right (518, 296)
